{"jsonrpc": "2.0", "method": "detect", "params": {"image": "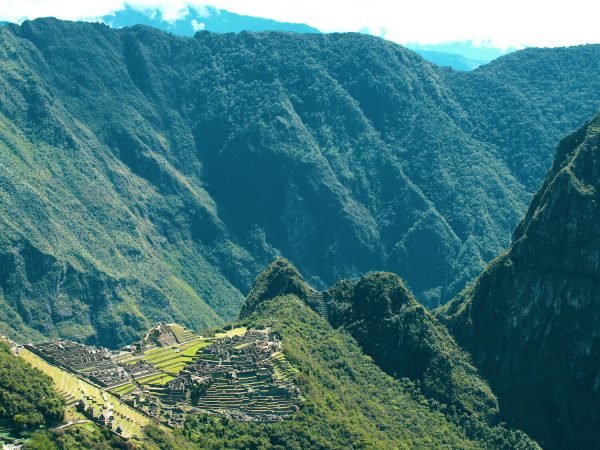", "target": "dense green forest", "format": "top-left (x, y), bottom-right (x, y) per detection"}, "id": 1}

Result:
top-left (0, 18), bottom-right (599, 346)
top-left (141, 266), bottom-right (537, 449)
top-left (0, 342), bottom-right (63, 431)
top-left (0, 13), bottom-right (598, 450)
top-left (6, 264), bottom-right (537, 449)
top-left (438, 114), bottom-right (600, 449)
top-left (325, 272), bottom-right (499, 424)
